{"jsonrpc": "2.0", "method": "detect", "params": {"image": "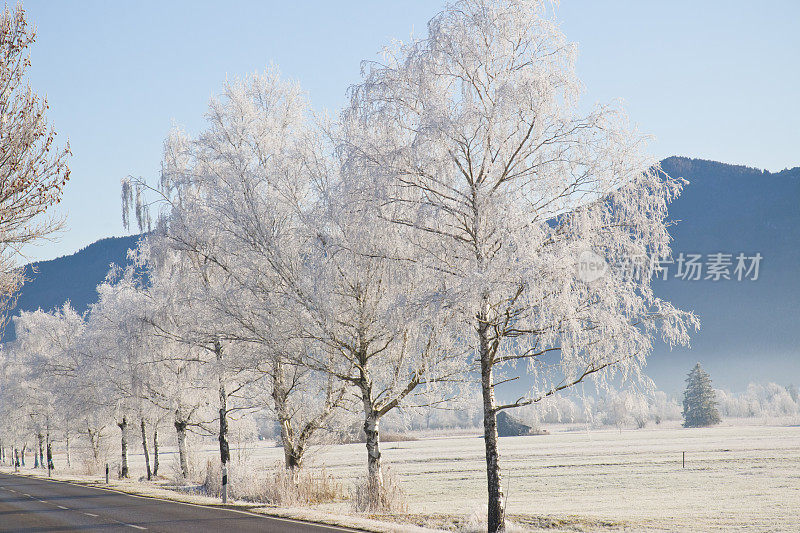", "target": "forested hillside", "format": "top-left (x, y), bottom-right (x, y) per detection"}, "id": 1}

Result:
top-left (1, 235), bottom-right (140, 341)
top-left (649, 157), bottom-right (800, 391)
